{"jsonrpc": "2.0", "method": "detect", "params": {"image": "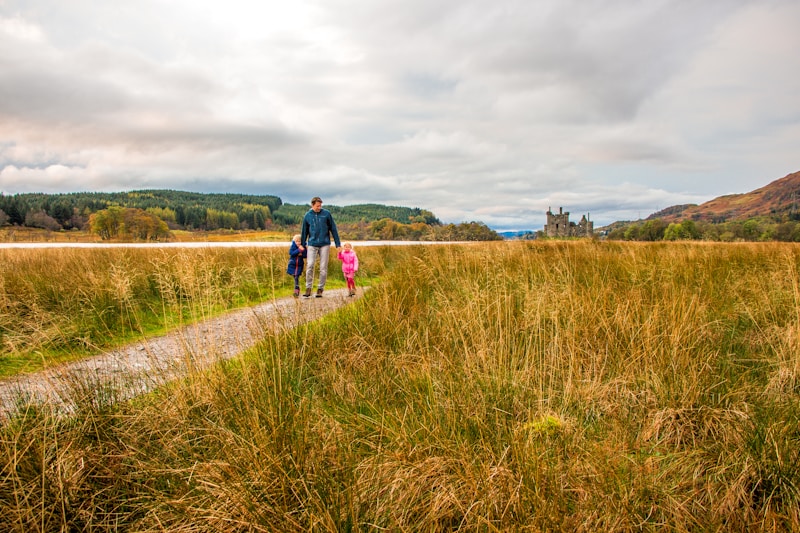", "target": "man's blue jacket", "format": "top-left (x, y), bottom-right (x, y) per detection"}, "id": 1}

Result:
top-left (301, 208), bottom-right (341, 248)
